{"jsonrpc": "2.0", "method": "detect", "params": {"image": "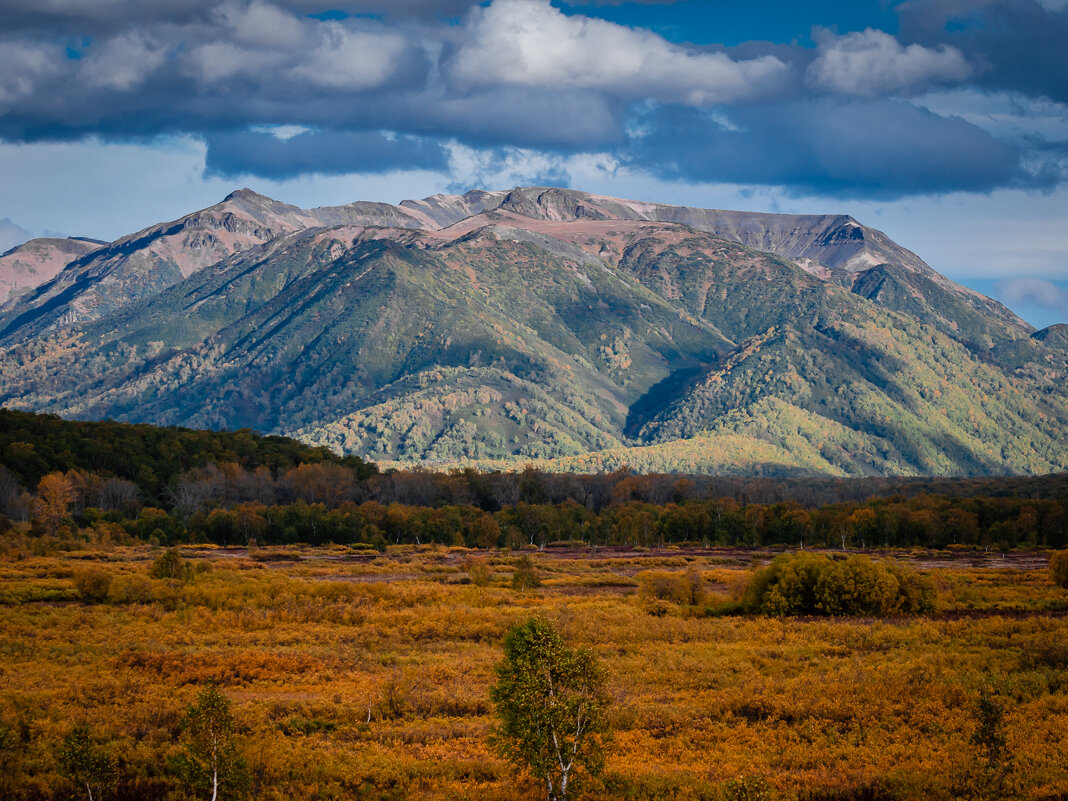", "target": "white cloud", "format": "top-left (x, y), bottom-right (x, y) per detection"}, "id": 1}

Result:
top-left (450, 0), bottom-right (788, 105)
top-left (995, 277), bottom-right (1068, 318)
top-left (175, 6), bottom-right (406, 91)
top-left (806, 28), bottom-right (972, 97)
top-left (0, 218), bottom-right (33, 254)
top-left (290, 23), bottom-right (407, 91)
top-left (444, 142), bottom-right (625, 190)
top-left (183, 40), bottom-right (282, 84)
top-left (0, 41), bottom-right (62, 105)
top-left (215, 0), bottom-right (307, 49)
top-left (81, 31), bottom-right (168, 91)
top-left (250, 124), bottom-right (315, 140)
